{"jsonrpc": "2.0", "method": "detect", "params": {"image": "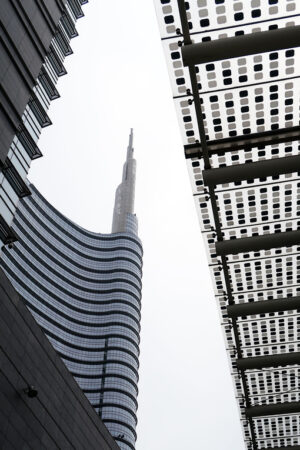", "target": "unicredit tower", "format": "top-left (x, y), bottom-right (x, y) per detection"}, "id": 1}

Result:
top-left (1, 130), bottom-right (143, 450)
